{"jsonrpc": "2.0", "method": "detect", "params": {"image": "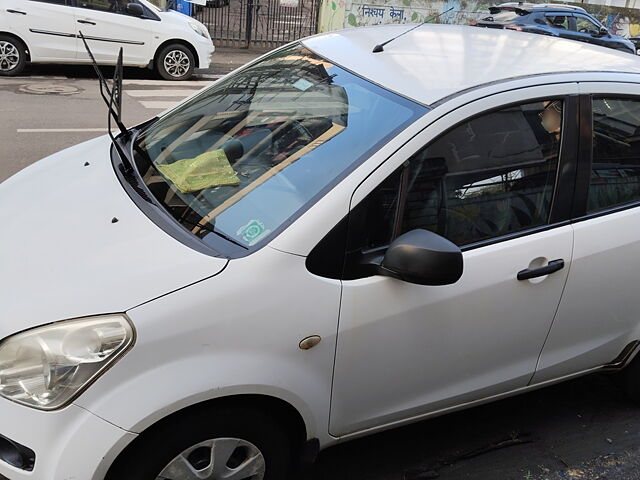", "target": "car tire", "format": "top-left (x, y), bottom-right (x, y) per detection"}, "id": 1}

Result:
top-left (156, 43), bottom-right (195, 81)
top-left (105, 406), bottom-right (296, 480)
top-left (0, 35), bottom-right (27, 77)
